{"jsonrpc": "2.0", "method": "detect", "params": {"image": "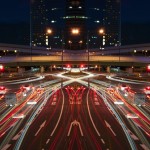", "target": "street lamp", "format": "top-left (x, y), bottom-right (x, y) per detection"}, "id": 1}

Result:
top-left (79, 40), bottom-right (83, 49)
top-left (3, 50), bottom-right (6, 56)
top-left (87, 30), bottom-right (89, 70)
top-left (98, 28), bottom-right (105, 49)
top-left (71, 28), bottom-right (80, 35)
top-left (70, 28), bottom-right (80, 50)
top-left (14, 50), bottom-right (17, 53)
top-left (87, 29), bottom-right (105, 70)
top-left (30, 0), bottom-right (32, 63)
top-left (61, 30), bottom-right (64, 70)
top-left (133, 49), bottom-right (137, 56)
top-left (68, 40), bottom-right (72, 49)
top-left (99, 28), bottom-right (104, 34)
top-left (46, 28), bottom-right (52, 47)
top-left (145, 50), bottom-right (148, 56)
top-left (47, 28), bottom-right (52, 34)
top-left (14, 50), bottom-right (18, 57)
